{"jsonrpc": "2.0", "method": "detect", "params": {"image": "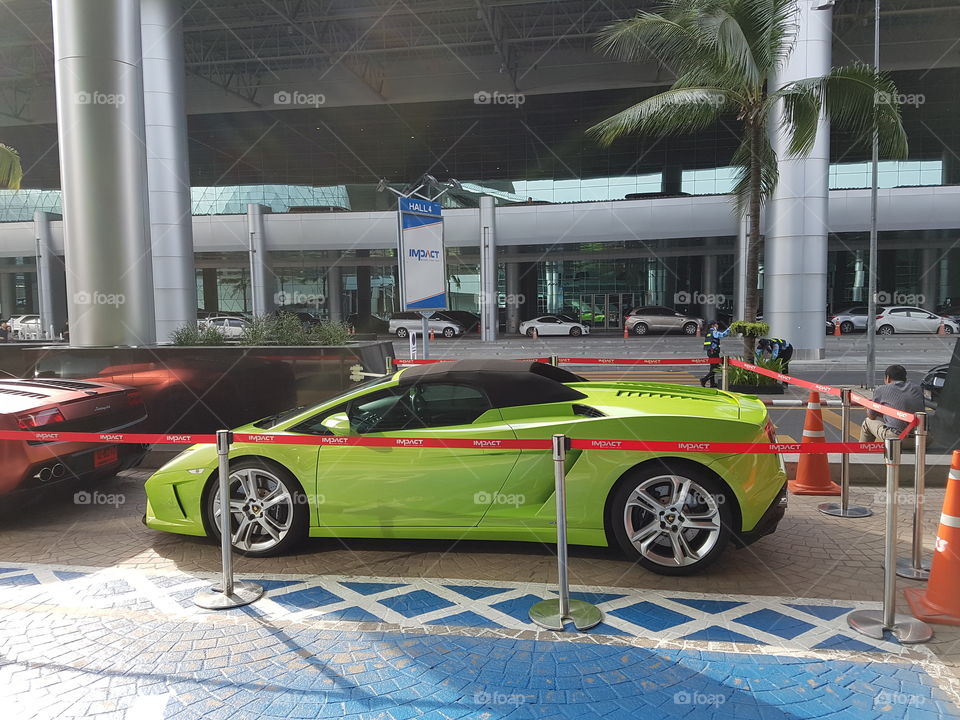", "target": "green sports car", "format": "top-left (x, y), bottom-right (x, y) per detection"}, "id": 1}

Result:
top-left (144, 360), bottom-right (787, 575)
